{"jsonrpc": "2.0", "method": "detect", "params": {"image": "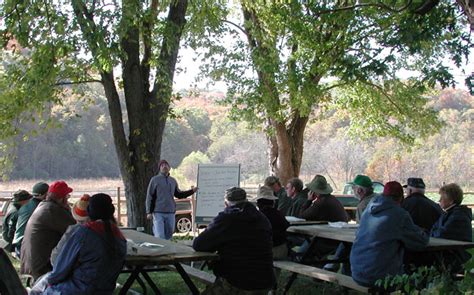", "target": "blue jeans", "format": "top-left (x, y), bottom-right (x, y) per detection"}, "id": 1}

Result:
top-left (152, 212), bottom-right (175, 240)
